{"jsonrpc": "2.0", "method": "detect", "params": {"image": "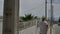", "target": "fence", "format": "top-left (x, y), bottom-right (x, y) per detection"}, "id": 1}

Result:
top-left (17, 19), bottom-right (41, 31)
